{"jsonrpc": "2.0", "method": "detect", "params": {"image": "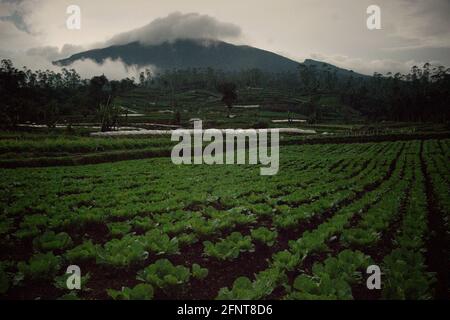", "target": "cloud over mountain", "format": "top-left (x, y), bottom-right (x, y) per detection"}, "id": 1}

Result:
top-left (105, 12), bottom-right (242, 46)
